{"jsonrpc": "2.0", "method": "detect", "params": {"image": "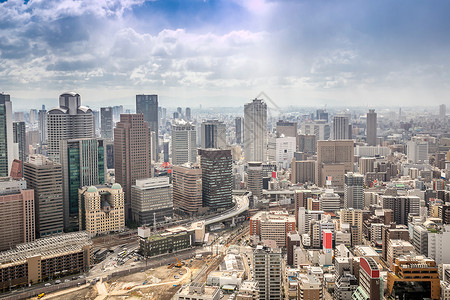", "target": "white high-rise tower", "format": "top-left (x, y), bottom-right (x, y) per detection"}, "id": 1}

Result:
top-left (244, 98), bottom-right (267, 162)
